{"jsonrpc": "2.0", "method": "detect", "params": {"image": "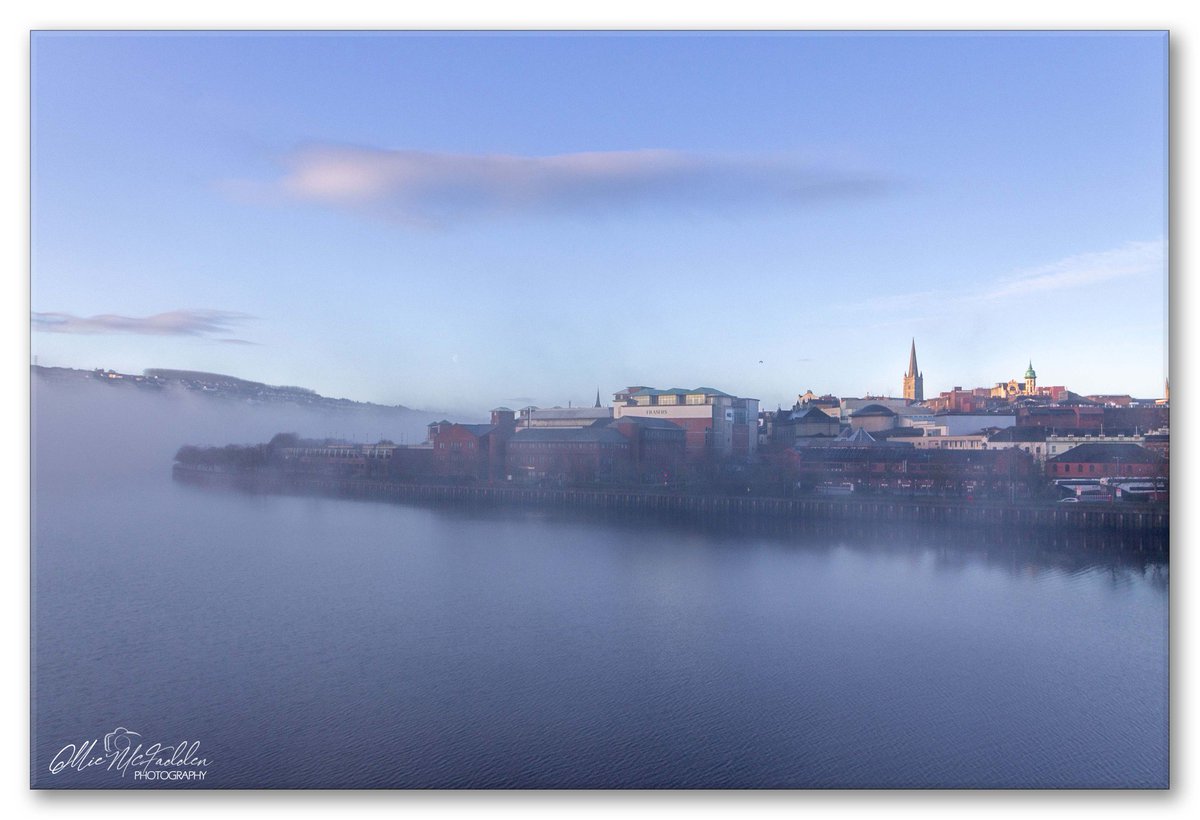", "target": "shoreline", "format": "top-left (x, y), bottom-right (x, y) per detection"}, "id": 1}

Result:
top-left (172, 464), bottom-right (1169, 546)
